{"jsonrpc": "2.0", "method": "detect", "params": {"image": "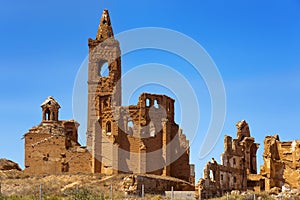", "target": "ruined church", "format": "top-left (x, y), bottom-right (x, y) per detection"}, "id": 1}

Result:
top-left (24, 9), bottom-right (194, 184)
top-left (196, 120), bottom-right (300, 199)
